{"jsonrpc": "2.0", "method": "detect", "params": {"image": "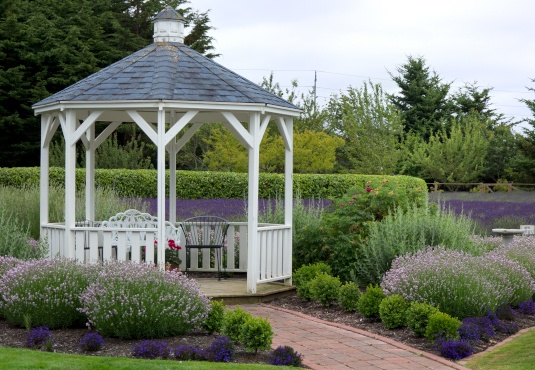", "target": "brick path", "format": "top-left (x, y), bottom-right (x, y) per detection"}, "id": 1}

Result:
top-left (241, 304), bottom-right (470, 370)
